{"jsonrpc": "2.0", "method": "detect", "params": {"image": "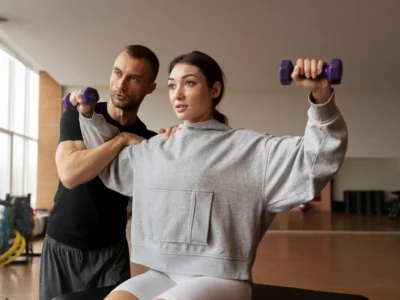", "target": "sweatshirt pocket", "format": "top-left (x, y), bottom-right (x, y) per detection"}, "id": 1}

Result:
top-left (146, 188), bottom-right (213, 246)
